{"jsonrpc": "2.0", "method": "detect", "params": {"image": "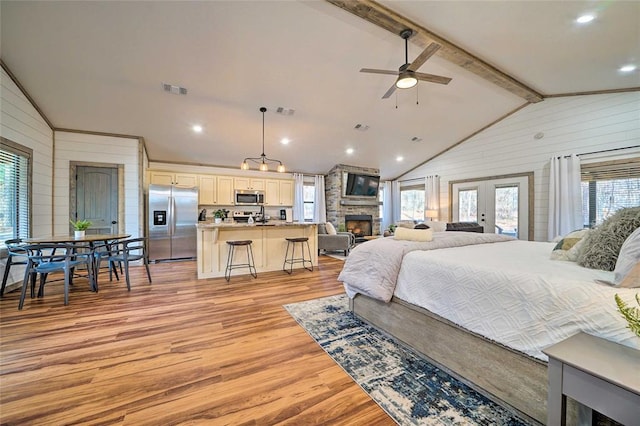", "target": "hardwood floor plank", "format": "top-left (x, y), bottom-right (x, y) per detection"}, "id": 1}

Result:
top-left (0, 256), bottom-right (394, 425)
